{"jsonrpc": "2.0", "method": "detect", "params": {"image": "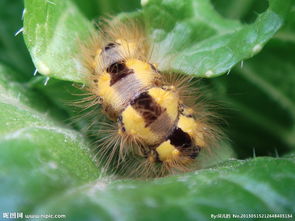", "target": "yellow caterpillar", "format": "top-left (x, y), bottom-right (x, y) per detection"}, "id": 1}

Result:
top-left (80, 18), bottom-right (219, 177)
